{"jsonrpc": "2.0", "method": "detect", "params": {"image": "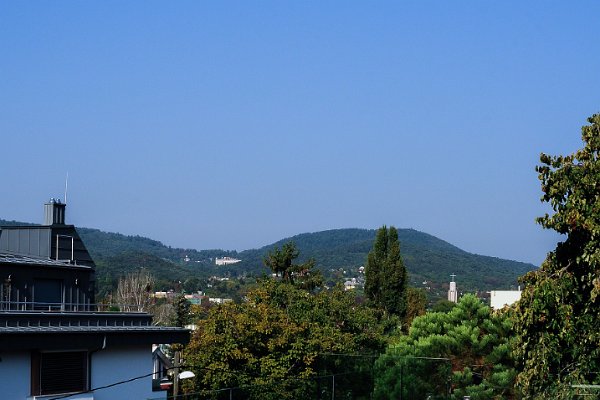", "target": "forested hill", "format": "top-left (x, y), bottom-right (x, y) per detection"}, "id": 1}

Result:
top-left (238, 229), bottom-right (535, 290)
top-left (0, 218), bottom-right (536, 293)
